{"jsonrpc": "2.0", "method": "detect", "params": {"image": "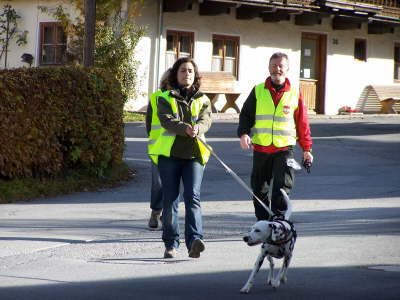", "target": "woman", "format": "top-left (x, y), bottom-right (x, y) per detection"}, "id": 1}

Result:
top-left (151, 57), bottom-right (212, 259)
